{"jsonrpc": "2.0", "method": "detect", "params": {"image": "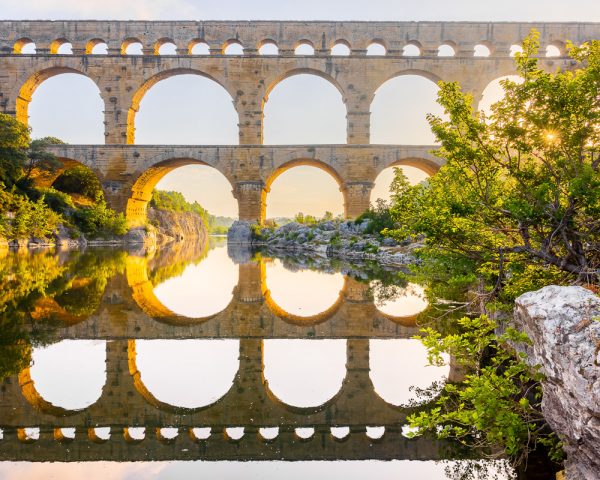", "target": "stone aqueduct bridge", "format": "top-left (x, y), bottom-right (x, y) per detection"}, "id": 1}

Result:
top-left (2, 21), bottom-right (599, 223)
